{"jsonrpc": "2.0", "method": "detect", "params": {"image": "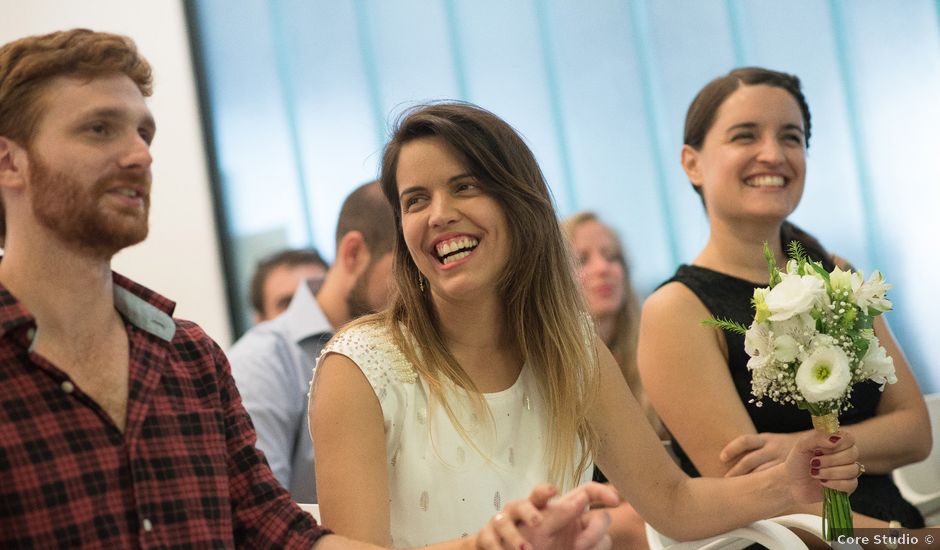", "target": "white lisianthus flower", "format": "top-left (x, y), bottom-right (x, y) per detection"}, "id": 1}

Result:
top-left (859, 338), bottom-right (897, 387)
top-left (855, 271), bottom-right (893, 315)
top-left (795, 345), bottom-right (852, 403)
top-left (765, 273), bottom-right (826, 321)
